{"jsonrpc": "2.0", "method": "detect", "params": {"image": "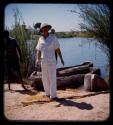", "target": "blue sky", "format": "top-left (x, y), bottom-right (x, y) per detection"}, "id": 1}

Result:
top-left (5, 4), bottom-right (82, 32)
